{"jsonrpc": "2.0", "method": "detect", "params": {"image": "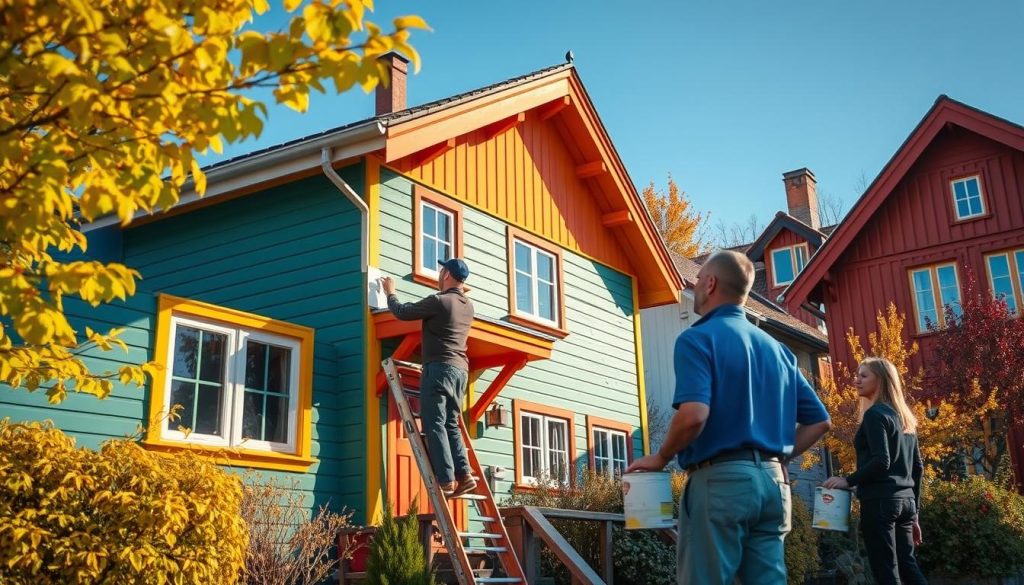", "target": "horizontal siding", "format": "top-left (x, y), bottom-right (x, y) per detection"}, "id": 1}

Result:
top-left (379, 169), bottom-right (643, 500)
